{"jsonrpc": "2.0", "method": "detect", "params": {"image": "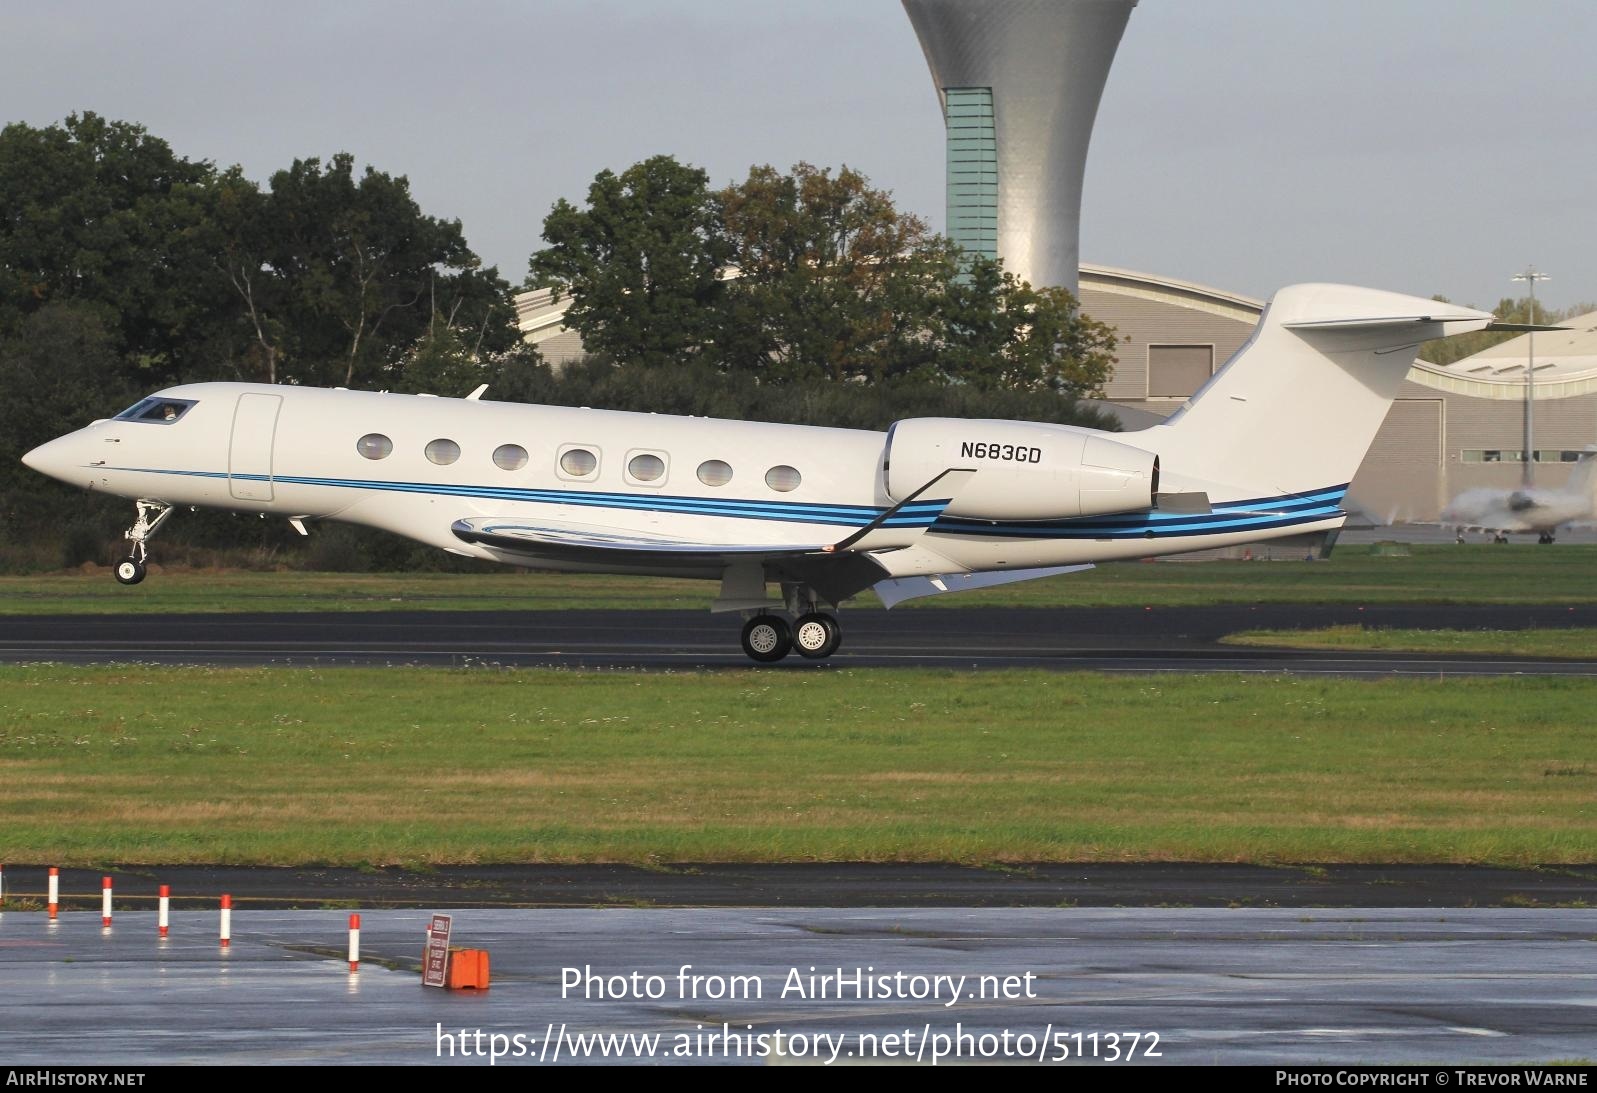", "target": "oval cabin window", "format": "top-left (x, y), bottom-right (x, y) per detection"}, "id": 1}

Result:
top-left (765, 465), bottom-right (801, 492)
top-left (425, 439), bottom-right (461, 466)
top-left (356, 433), bottom-right (393, 460)
top-left (628, 453), bottom-right (665, 482)
top-left (560, 448), bottom-right (597, 477)
top-left (697, 459), bottom-right (733, 487)
top-left (493, 444), bottom-right (528, 471)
